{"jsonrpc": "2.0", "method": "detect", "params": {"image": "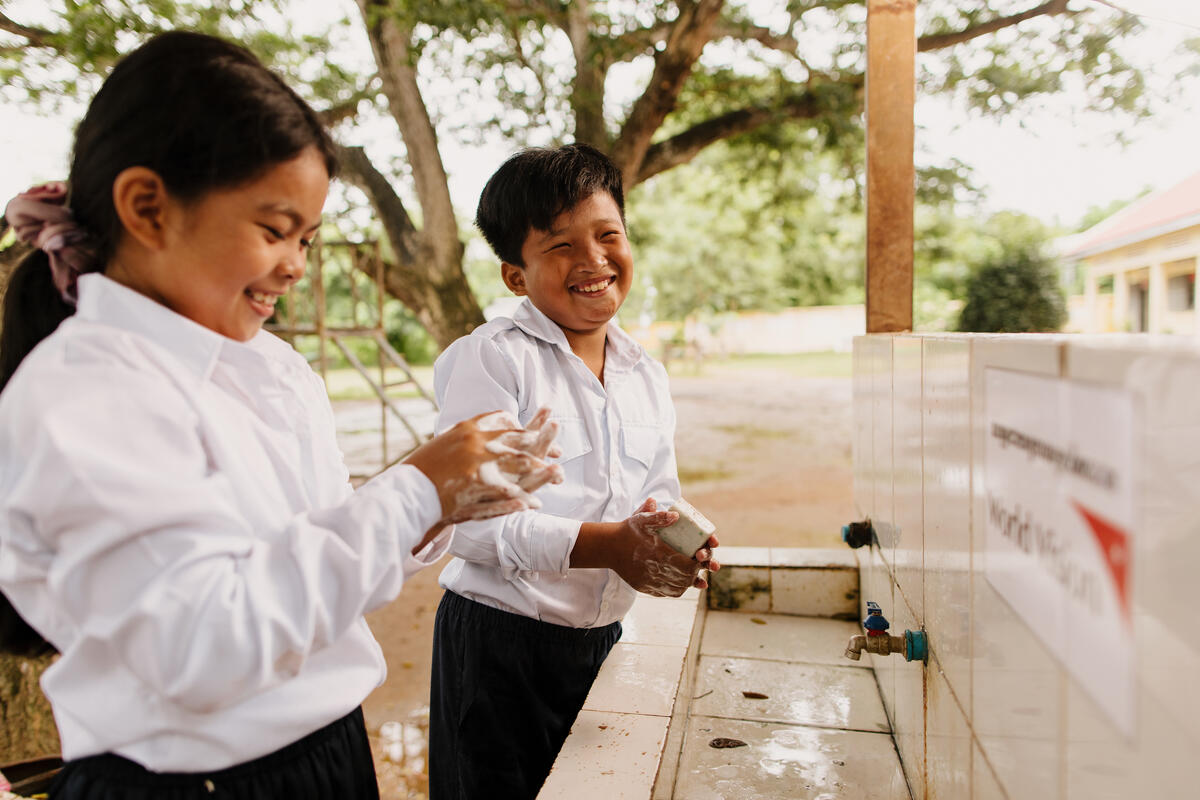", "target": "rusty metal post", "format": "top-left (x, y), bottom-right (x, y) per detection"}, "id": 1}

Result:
top-left (866, 0), bottom-right (916, 333)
